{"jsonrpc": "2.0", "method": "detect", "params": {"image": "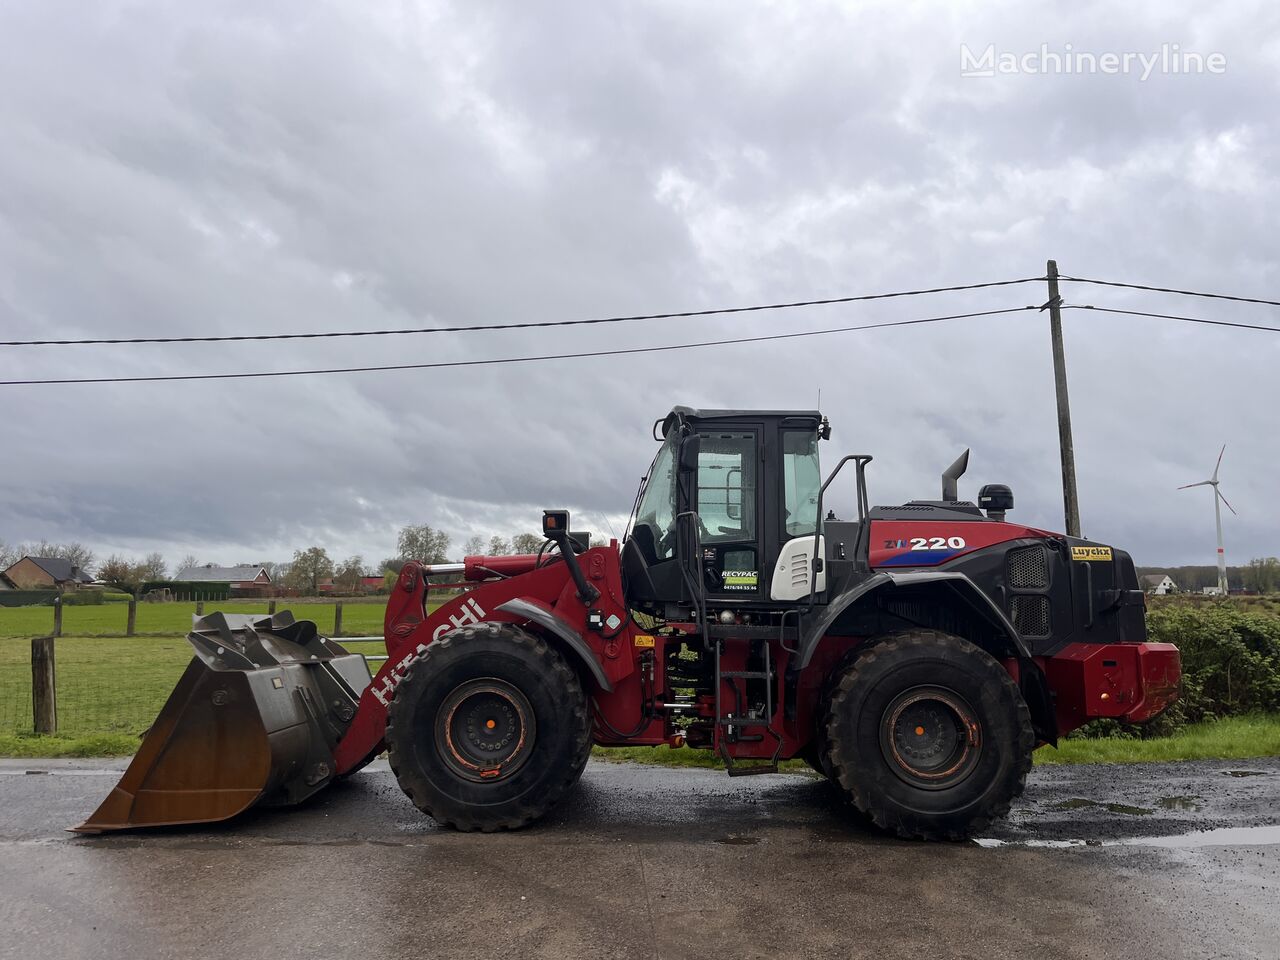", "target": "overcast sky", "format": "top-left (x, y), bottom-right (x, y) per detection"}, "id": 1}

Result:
top-left (1, 0), bottom-right (1277, 572)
